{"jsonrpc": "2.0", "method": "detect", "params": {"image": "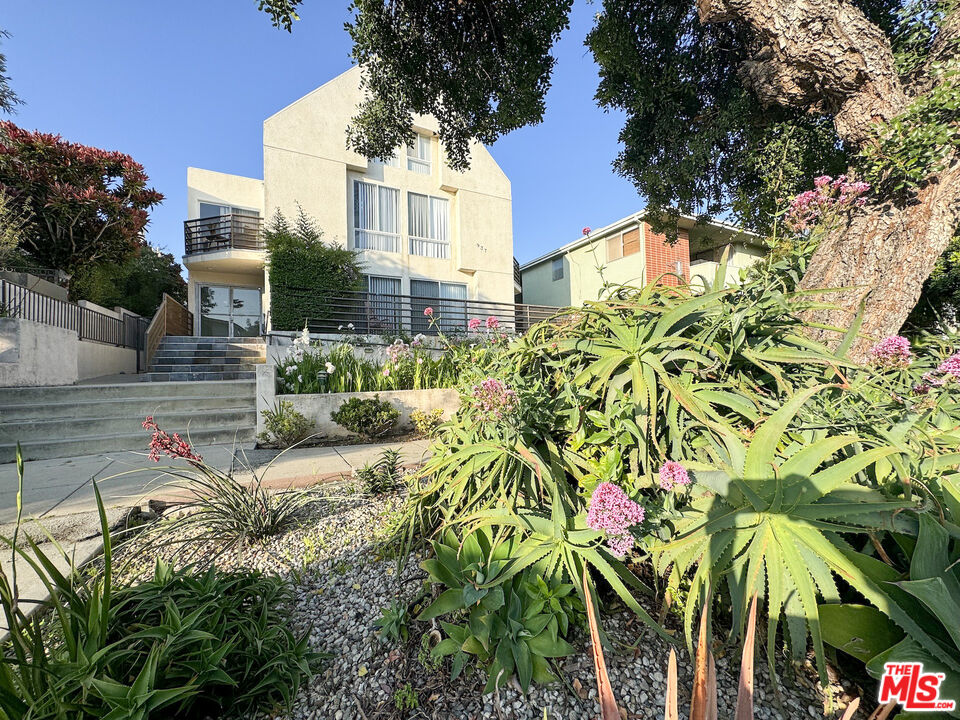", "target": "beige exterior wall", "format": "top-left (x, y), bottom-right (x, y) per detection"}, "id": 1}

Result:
top-left (185, 66), bottom-right (514, 335)
top-left (520, 215), bottom-right (763, 307)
